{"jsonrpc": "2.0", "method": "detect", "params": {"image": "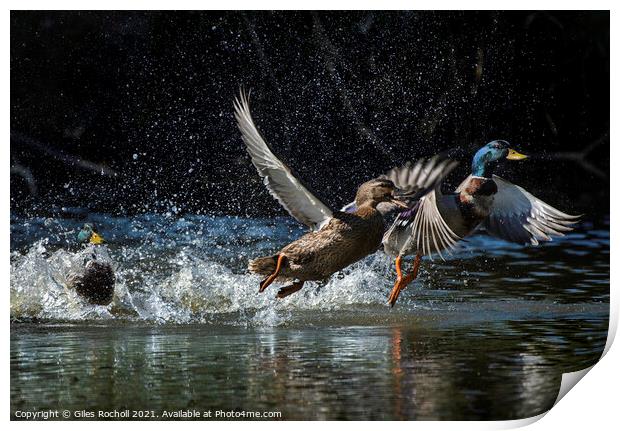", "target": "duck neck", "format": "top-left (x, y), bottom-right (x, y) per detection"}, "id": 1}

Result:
top-left (354, 196), bottom-right (379, 209)
top-left (471, 154), bottom-right (496, 178)
top-left (354, 203), bottom-right (380, 219)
